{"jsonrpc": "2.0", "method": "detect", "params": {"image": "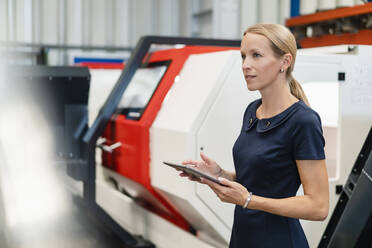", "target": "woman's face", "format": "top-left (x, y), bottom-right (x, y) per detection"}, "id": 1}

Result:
top-left (240, 33), bottom-right (283, 91)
